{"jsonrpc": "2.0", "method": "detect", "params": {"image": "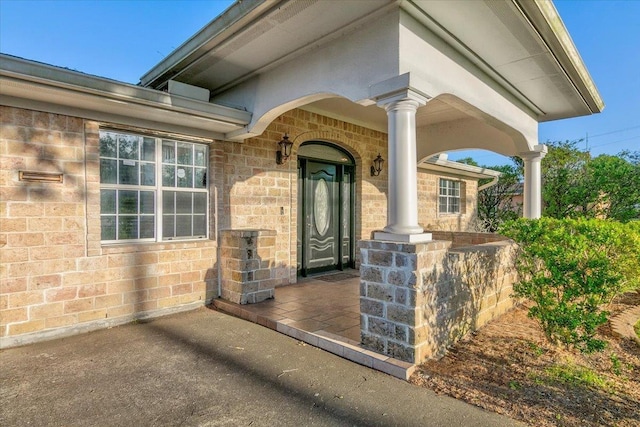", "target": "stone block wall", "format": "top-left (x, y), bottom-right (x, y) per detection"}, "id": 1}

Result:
top-left (220, 229), bottom-right (276, 304)
top-left (359, 238), bottom-right (517, 364)
top-left (428, 231), bottom-right (507, 248)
